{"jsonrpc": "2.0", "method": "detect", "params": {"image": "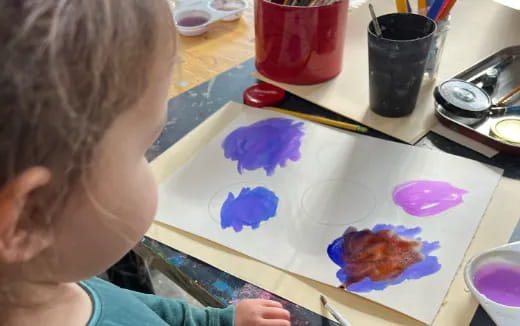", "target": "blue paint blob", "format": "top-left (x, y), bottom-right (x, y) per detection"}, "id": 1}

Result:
top-left (327, 224), bottom-right (441, 293)
top-left (169, 256), bottom-right (186, 266)
top-left (212, 280), bottom-right (234, 296)
top-left (220, 186), bottom-right (279, 232)
top-left (222, 118), bottom-right (305, 176)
